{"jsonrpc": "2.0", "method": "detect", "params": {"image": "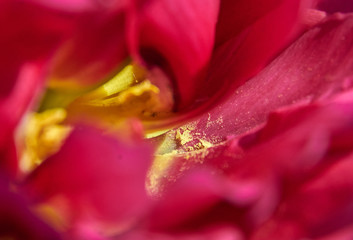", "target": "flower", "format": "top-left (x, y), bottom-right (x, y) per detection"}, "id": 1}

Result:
top-left (2, 0), bottom-right (353, 240)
